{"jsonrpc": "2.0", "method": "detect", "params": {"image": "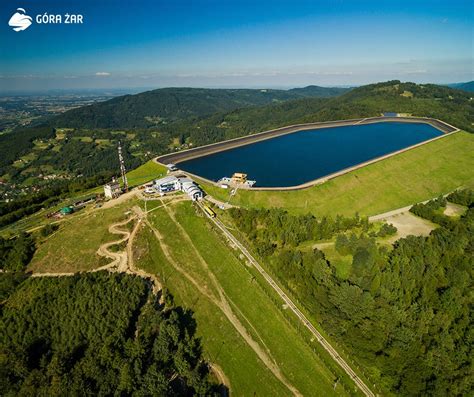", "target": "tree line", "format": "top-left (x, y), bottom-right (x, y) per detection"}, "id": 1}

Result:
top-left (1, 272), bottom-right (221, 396)
top-left (229, 207), bottom-right (369, 256)
top-left (230, 191), bottom-right (474, 396)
